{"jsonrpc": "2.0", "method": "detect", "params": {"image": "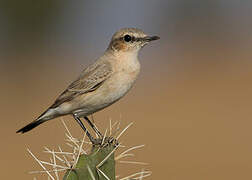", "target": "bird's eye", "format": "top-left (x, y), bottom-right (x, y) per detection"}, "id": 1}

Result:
top-left (124, 35), bottom-right (132, 42)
